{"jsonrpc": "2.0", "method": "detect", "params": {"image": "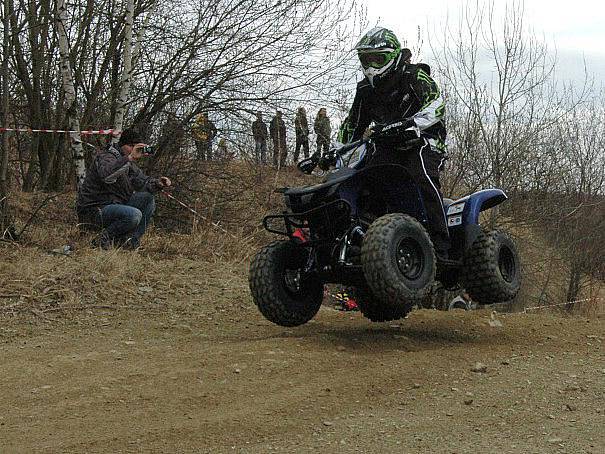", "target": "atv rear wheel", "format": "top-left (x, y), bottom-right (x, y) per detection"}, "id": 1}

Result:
top-left (463, 229), bottom-right (521, 304)
top-left (249, 241), bottom-right (324, 327)
top-left (362, 213), bottom-right (436, 309)
top-left (355, 286), bottom-right (413, 322)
